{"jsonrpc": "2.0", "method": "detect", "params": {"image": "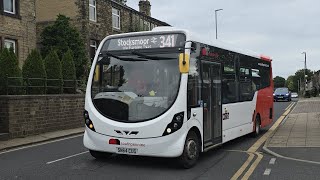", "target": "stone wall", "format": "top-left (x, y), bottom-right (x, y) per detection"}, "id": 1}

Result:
top-left (36, 0), bottom-right (78, 22)
top-left (36, 0), bottom-right (170, 62)
top-left (0, 0), bottom-right (37, 67)
top-left (0, 95), bottom-right (84, 138)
